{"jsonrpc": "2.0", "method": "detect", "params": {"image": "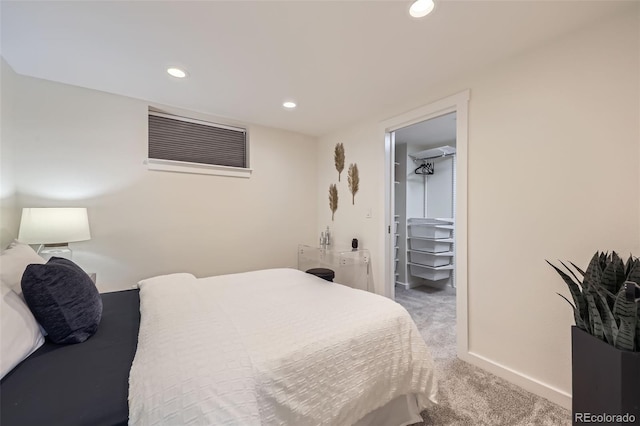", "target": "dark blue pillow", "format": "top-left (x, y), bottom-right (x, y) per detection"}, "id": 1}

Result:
top-left (22, 257), bottom-right (102, 344)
